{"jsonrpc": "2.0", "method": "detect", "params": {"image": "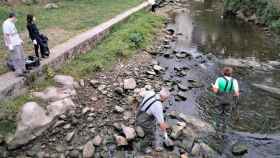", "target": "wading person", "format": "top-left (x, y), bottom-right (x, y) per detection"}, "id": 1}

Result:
top-left (3, 12), bottom-right (27, 77)
top-left (136, 88), bottom-right (170, 154)
top-left (27, 14), bottom-right (47, 59)
top-left (211, 67), bottom-right (240, 132)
